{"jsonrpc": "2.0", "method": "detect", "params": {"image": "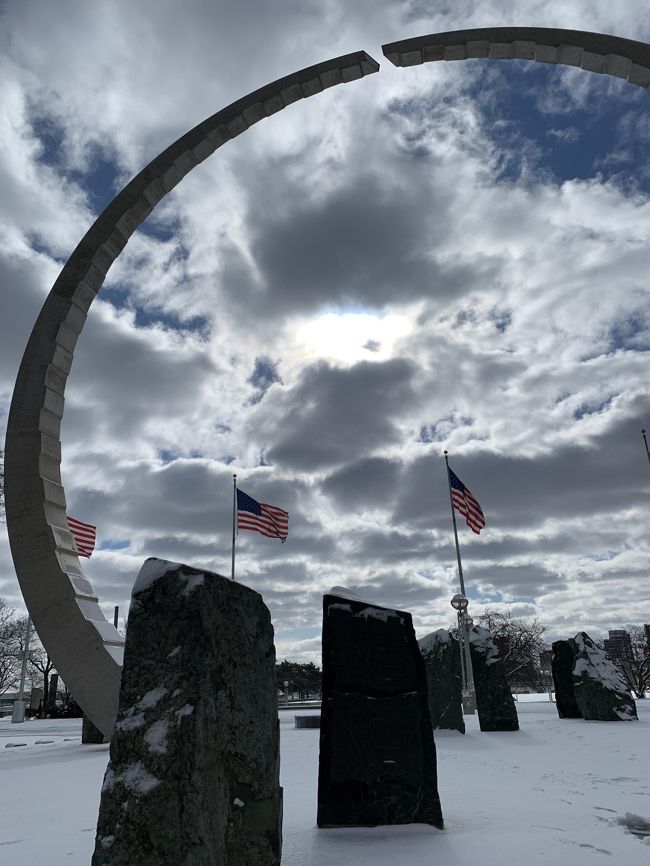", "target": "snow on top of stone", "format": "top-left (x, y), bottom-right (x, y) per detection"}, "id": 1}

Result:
top-left (328, 586), bottom-right (366, 603)
top-left (132, 558), bottom-right (206, 602)
top-left (132, 558), bottom-right (182, 597)
top-left (418, 629), bottom-right (451, 653)
top-left (469, 625), bottom-right (500, 665)
top-left (327, 587), bottom-right (402, 621)
top-left (357, 606), bottom-right (400, 622)
top-left (573, 633), bottom-right (630, 693)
